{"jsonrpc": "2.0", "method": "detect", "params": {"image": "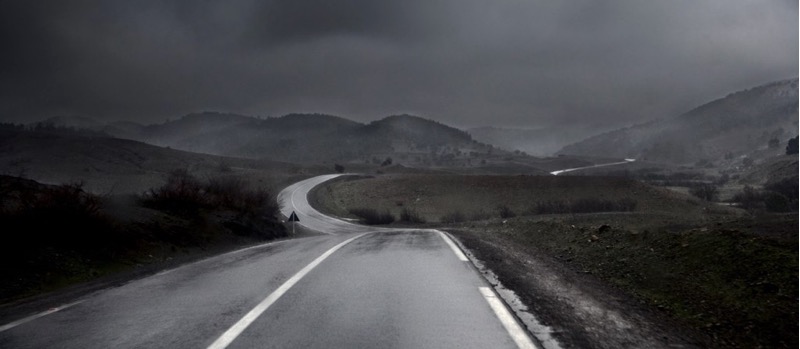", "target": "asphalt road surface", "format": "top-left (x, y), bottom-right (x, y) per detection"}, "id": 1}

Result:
top-left (0, 174), bottom-right (539, 349)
